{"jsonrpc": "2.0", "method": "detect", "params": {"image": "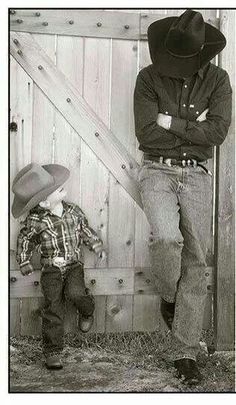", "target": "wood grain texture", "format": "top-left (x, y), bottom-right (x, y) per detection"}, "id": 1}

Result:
top-left (81, 37), bottom-right (110, 268)
top-left (109, 37), bottom-right (137, 271)
top-left (10, 299), bottom-right (21, 336)
top-left (89, 296), bottom-right (106, 333)
top-left (31, 34), bottom-right (55, 164)
top-left (10, 31), bottom-right (142, 208)
top-left (54, 35), bottom-right (83, 204)
top-left (10, 9), bottom-right (140, 40)
top-left (214, 10), bottom-right (235, 351)
top-left (10, 268), bottom-right (135, 298)
top-left (10, 56), bottom-right (33, 250)
top-left (133, 295), bottom-right (160, 331)
top-left (20, 297), bottom-right (43, 336)
top-left (106, 295), bottom-right (133, 332)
